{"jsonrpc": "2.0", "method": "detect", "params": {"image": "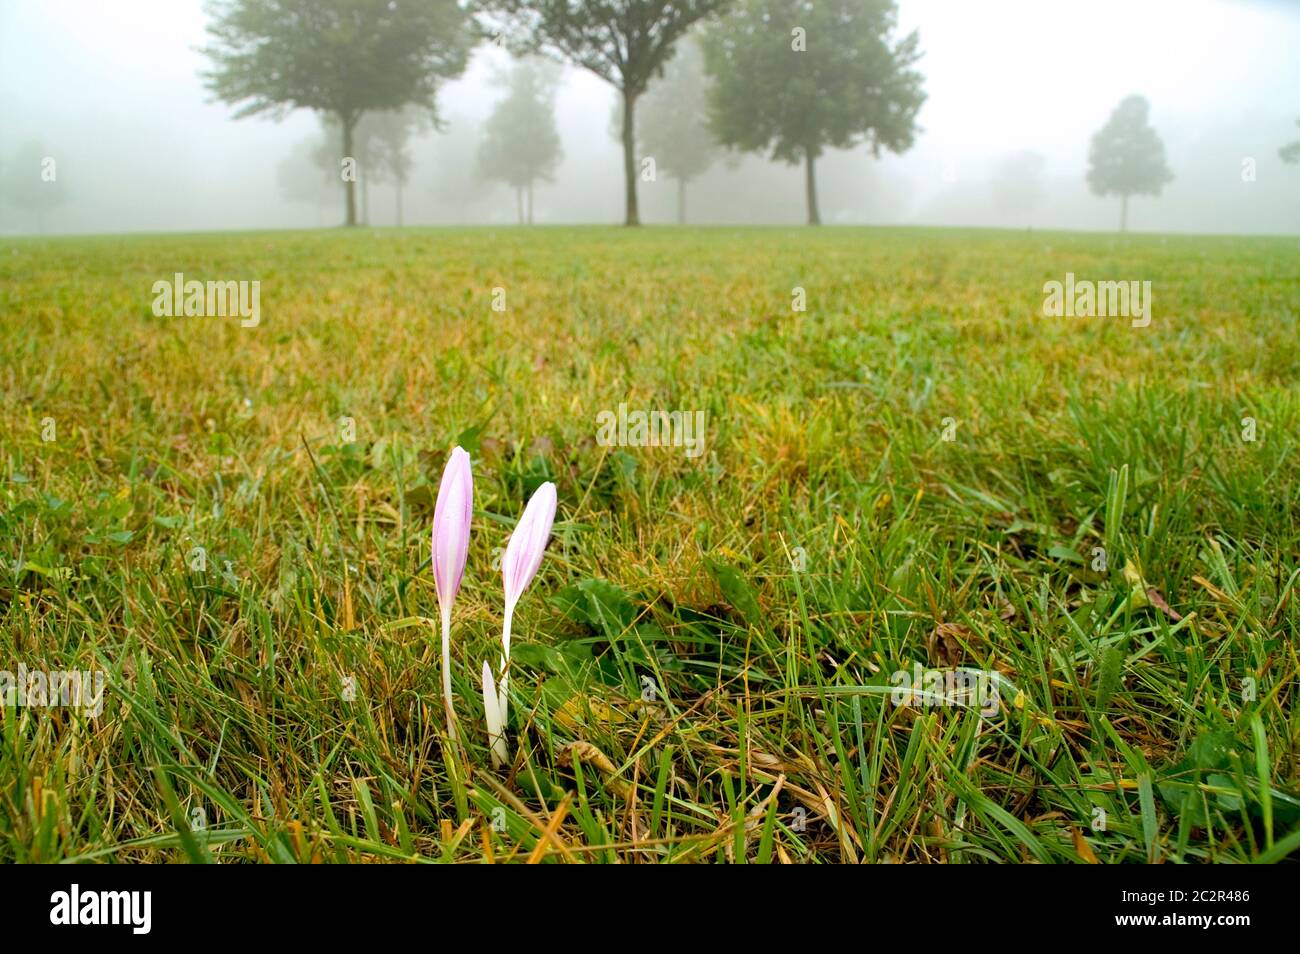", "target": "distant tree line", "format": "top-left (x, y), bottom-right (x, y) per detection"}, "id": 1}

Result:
top-left (189, 0), bottom-right (1300, 233)
top-left (201, 0), bottom-right (929, 228)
